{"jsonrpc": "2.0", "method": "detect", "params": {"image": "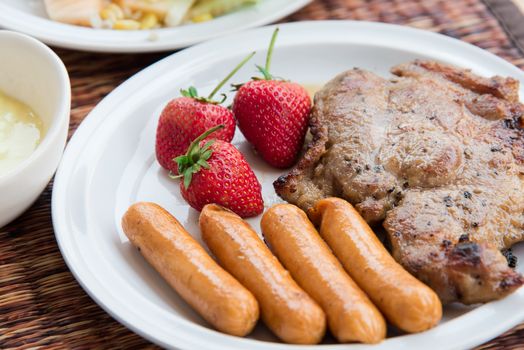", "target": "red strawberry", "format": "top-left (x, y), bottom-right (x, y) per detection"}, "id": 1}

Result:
top-left (232, 28), bottom-right (311, 168)
top-left (156, 97), bottom-right (235, 172)
top-left (174, 126), bottom-right (264, 218)
top-left (156, 52), bottom-right (255, 173)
